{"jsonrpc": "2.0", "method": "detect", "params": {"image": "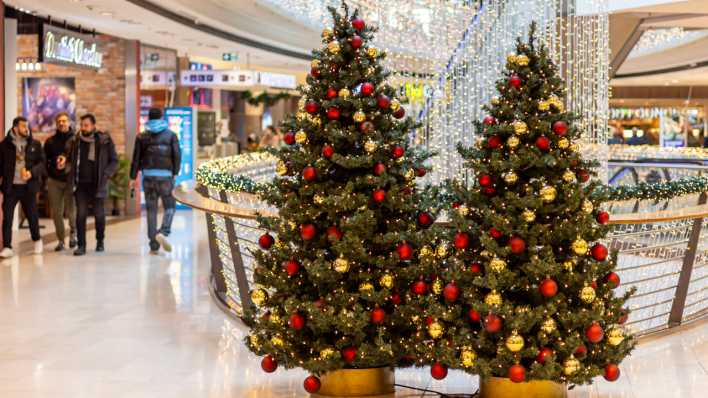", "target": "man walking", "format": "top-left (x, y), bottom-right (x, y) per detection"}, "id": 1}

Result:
top-left (44, 112), bottom-right (77, 251)
top-left (130, 108), bottom-right (181, 253)
top-left (67, 114), bottom-right (118, 256)
top-left (0, 116), bottom-right (45, 258)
